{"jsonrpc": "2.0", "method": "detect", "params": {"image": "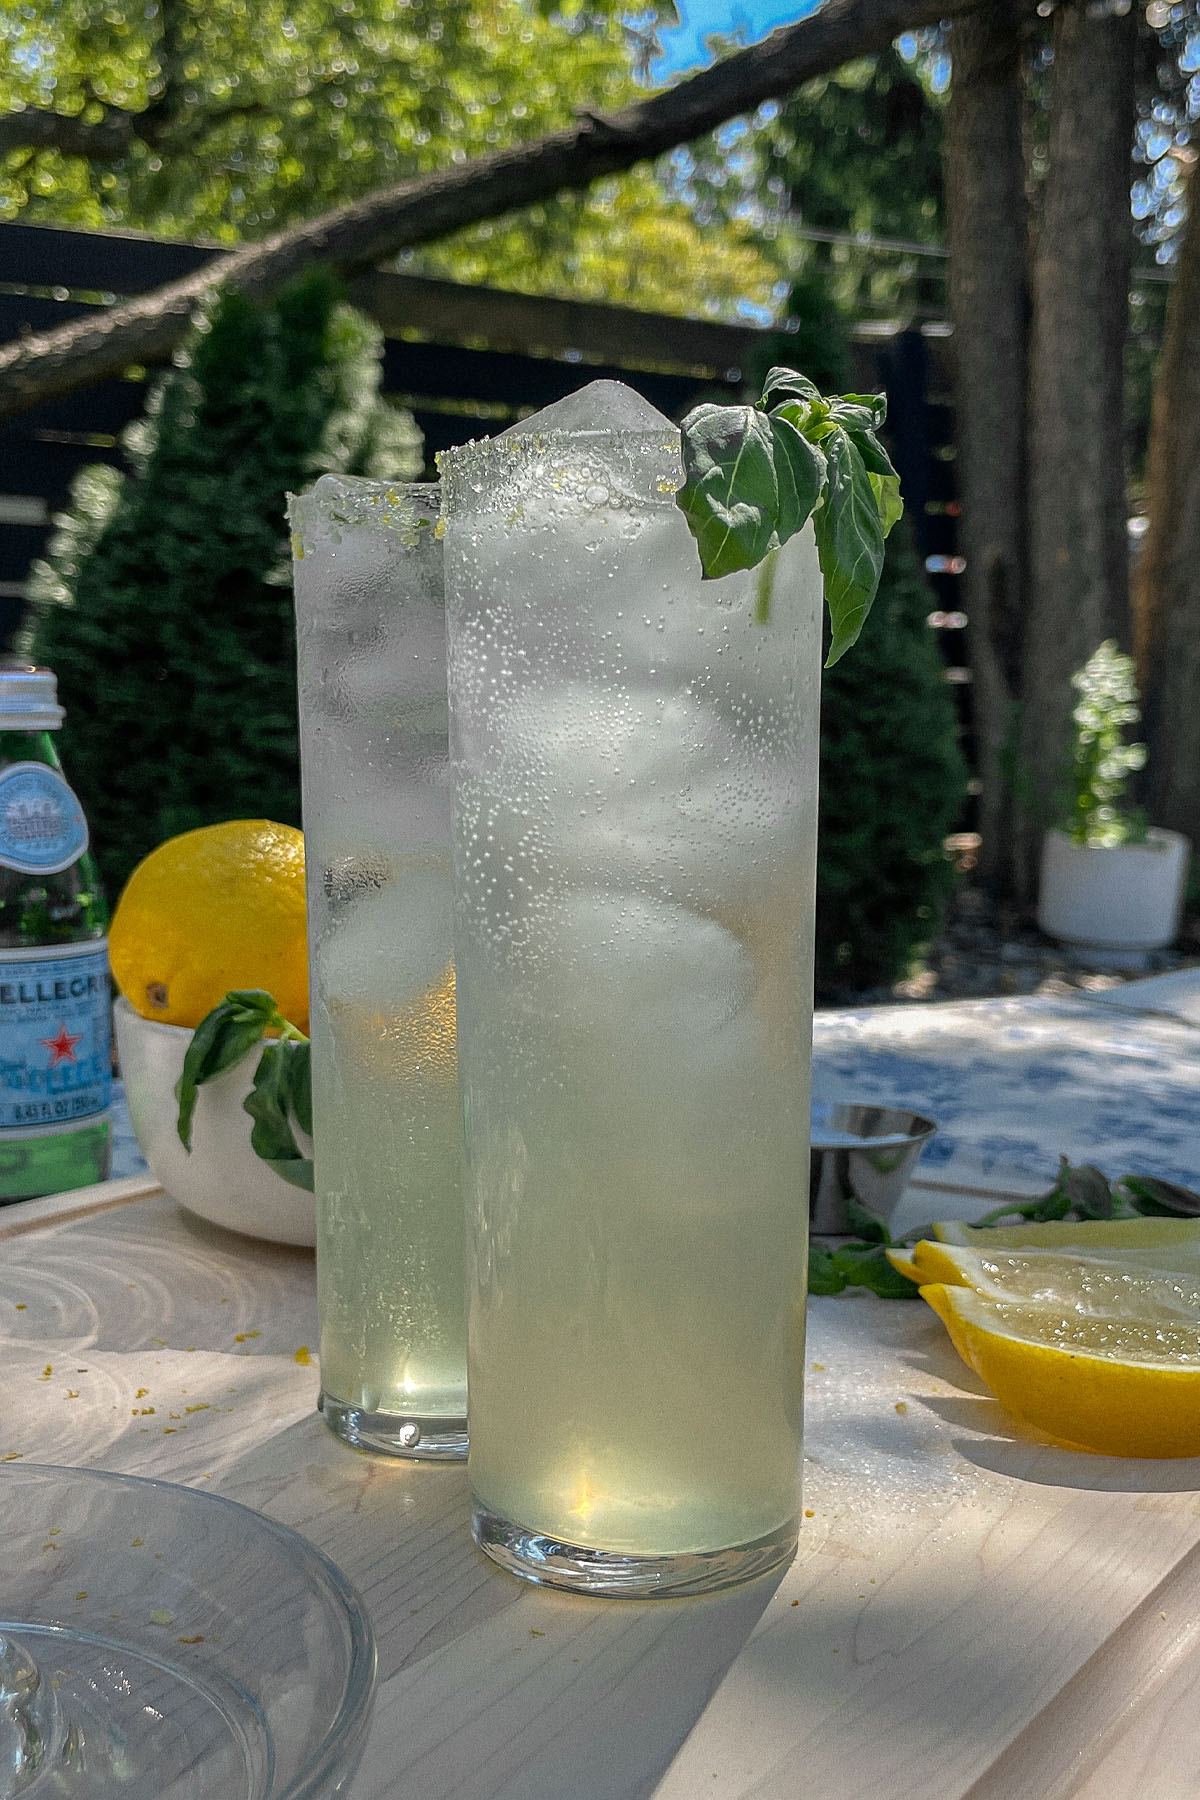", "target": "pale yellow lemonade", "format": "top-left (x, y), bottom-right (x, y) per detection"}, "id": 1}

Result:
top-left (291, 476), bottom-right (467, 1457)
top-left (442, 387), bottom-right (821, 1569)
top-left (312, 858), bottom-right (465, 1426)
